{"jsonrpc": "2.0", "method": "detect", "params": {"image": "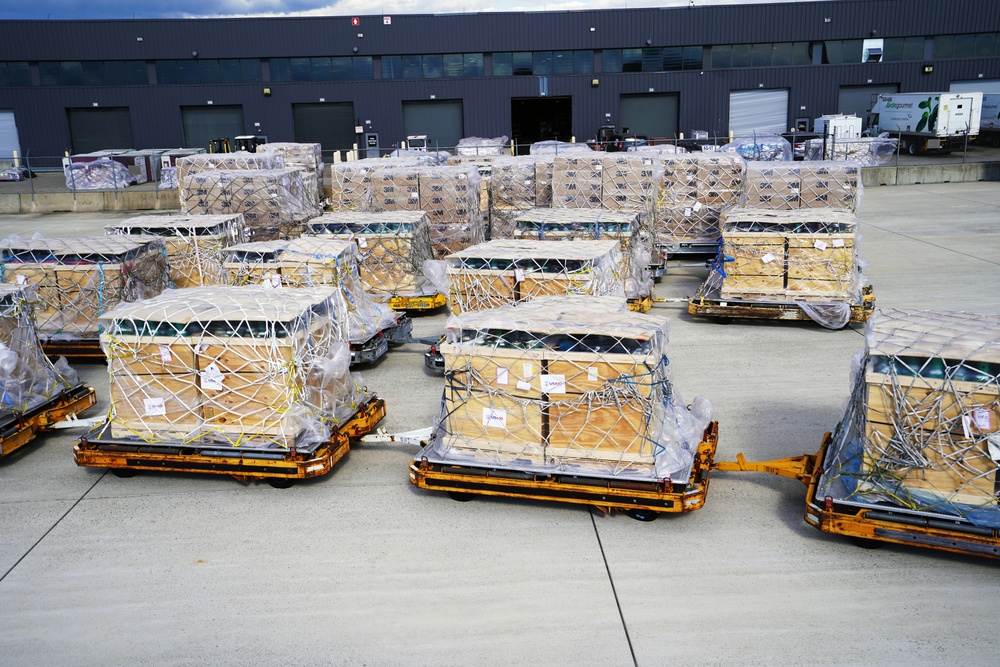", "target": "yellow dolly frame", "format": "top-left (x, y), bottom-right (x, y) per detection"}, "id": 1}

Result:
top-left (388, 293), bottom-right (447, 312)
top-left (74, 396), bottom-right (386, 487)
top-left (1, 384), bottom-right (98, 459)
top-left (714, 432), bottom-right (1000, 560)
top-left (688, 283), bottom-right (875, 327)
top-left (40, 338), bottom-right (105, 360)
top-left (409, 422), bottom-right (719, 521)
